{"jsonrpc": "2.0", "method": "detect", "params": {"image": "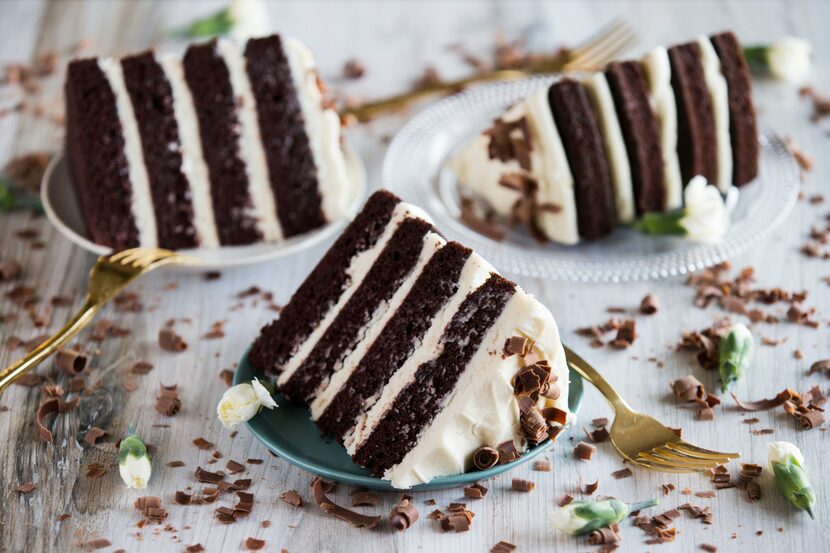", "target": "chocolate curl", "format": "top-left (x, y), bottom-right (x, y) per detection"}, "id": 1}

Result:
top-left (310, 477), bottom-right (380, 528)
top-left (472, 446), bottom-right (499, 470)
top-left (35, 398), bottom-right (60, 442)
top-left (390, 494), bottom-right (419, 531)
top-left (55, 348), bottom-right (88, 374)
